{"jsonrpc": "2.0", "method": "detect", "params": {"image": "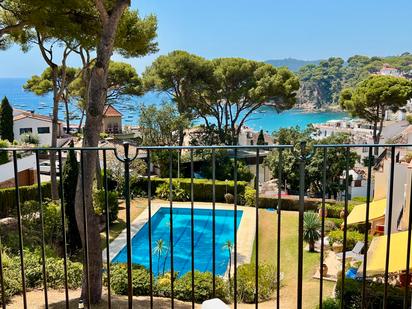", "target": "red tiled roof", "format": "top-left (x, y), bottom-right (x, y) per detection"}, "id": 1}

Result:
top-left (103, 105), bottom-right (122, 117)
top-left (13, 112), bottom-right (62, 124)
